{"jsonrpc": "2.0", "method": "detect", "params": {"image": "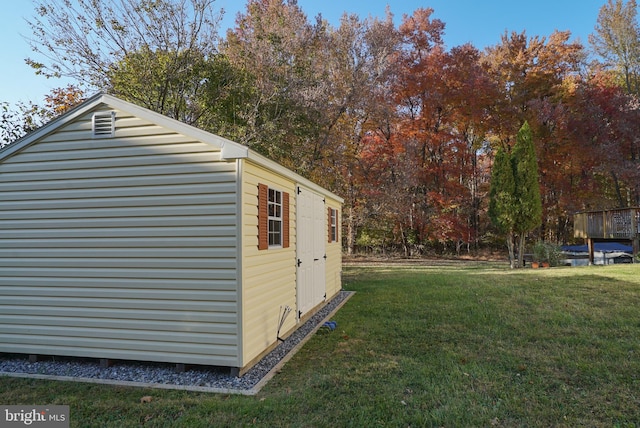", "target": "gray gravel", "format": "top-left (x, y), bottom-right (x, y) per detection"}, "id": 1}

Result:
top-left (0, 291), bottom-right (351, 393)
